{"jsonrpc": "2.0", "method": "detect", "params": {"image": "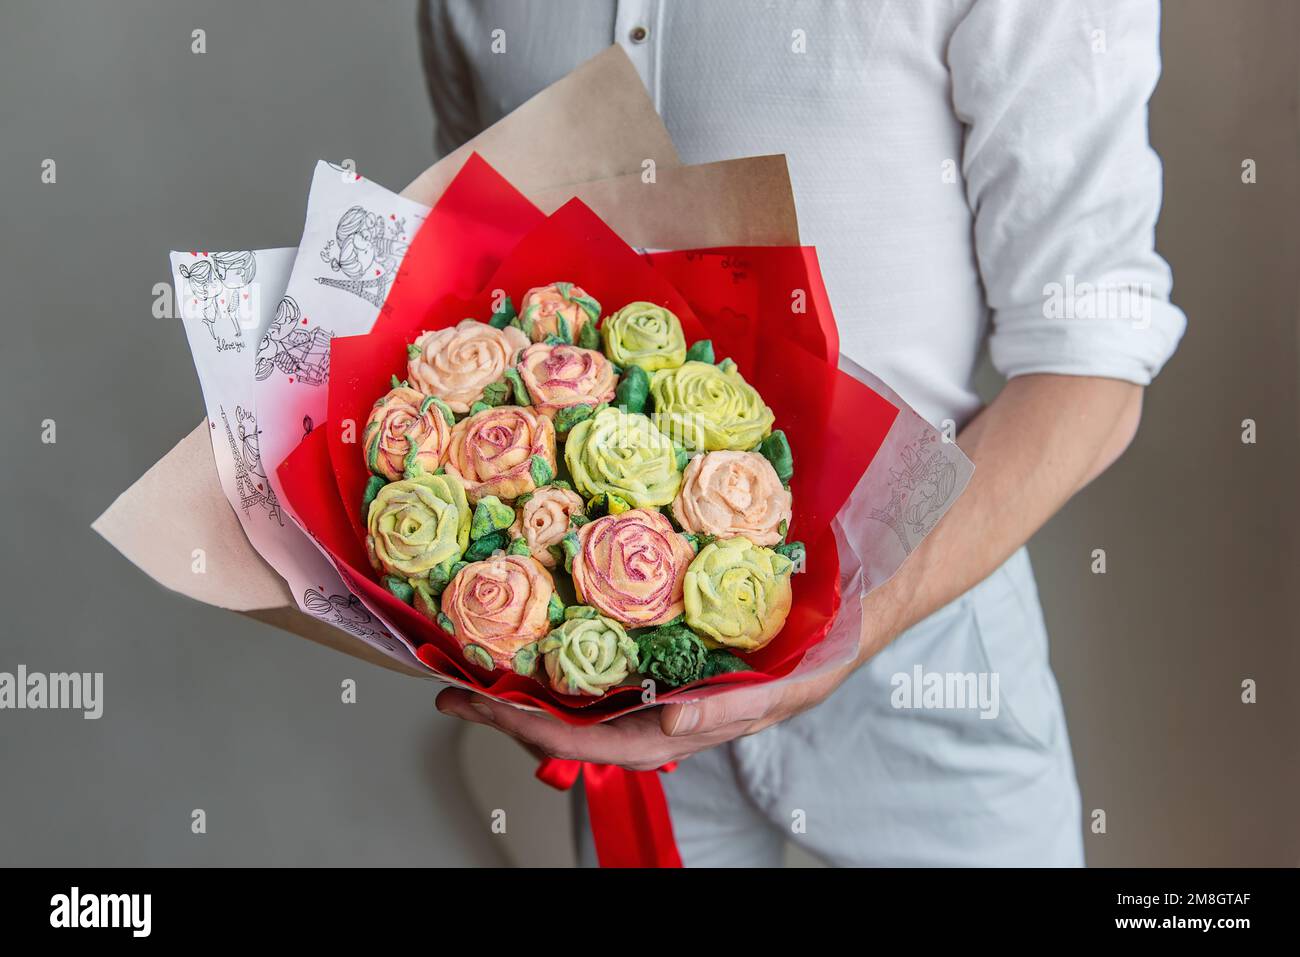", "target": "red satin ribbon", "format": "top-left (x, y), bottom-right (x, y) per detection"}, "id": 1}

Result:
top-left (536, 758), bottom-right (683, 868)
